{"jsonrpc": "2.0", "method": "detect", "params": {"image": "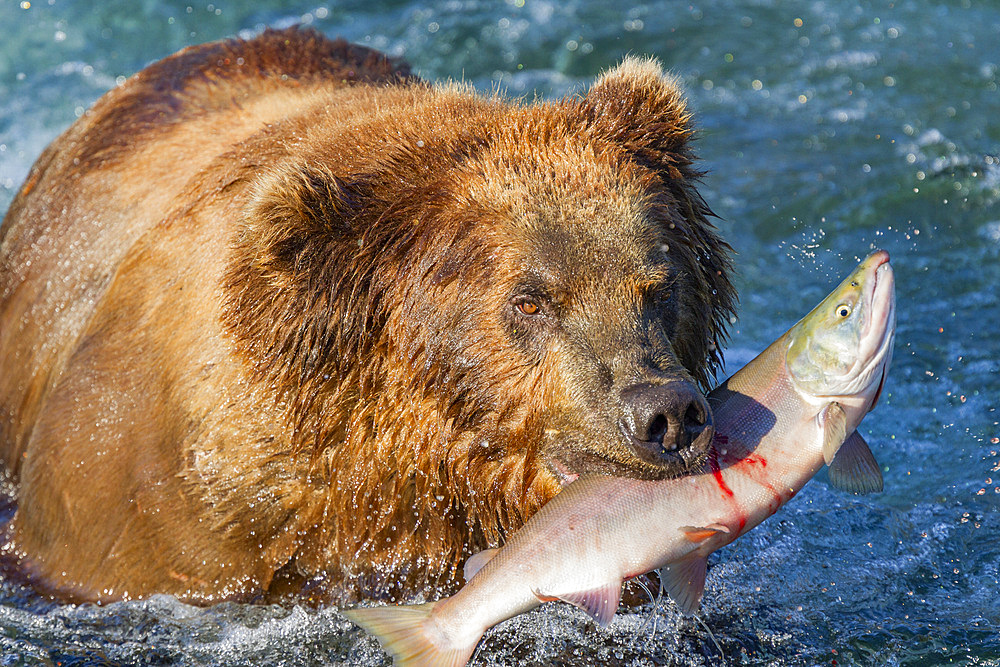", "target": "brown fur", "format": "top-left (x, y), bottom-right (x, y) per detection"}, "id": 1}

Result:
top-left (0, 28), bottom-right (734, 604)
